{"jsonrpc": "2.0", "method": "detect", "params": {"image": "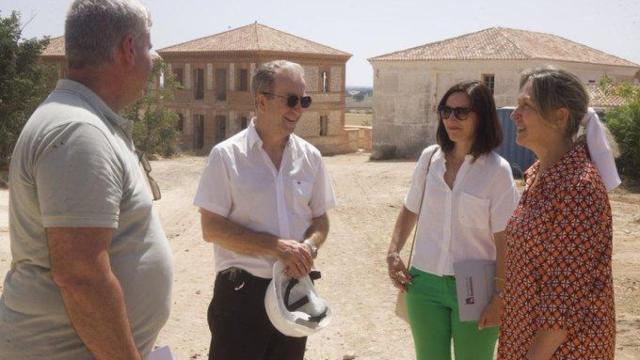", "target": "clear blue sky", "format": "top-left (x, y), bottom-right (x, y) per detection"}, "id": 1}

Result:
top-left (2, 0), bottom-right (639, 86)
